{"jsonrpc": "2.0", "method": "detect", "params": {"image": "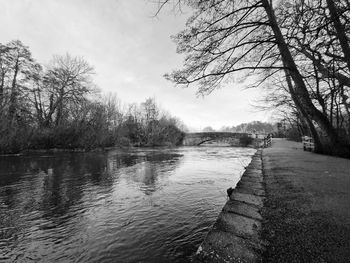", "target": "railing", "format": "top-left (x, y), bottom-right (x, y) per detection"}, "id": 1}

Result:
top-left (248, 133), bottom-right (272, 148)
top-left (302, 136), bottom-right (315, 151)
top-left (263, 134), bottom-right (272, 148)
